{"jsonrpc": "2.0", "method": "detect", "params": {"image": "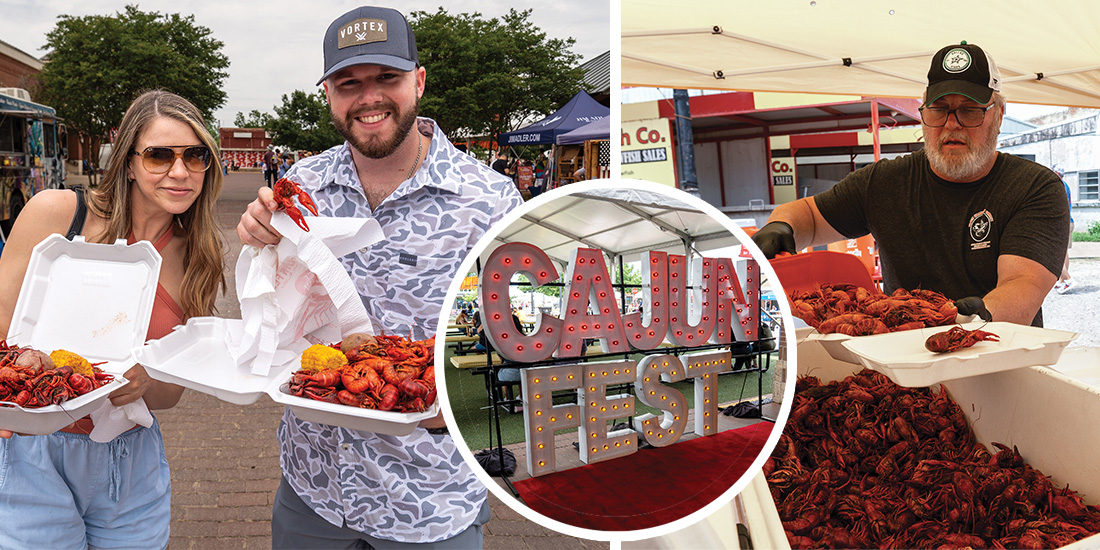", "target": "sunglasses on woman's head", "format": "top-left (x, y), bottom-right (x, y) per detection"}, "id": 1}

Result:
top-left (131, 145), bottom-right (212, 174)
